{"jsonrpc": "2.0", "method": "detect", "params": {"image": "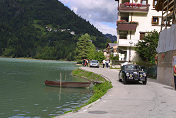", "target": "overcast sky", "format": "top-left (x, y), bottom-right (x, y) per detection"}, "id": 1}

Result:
top-left (59, 0), bottom-right (118, 36)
